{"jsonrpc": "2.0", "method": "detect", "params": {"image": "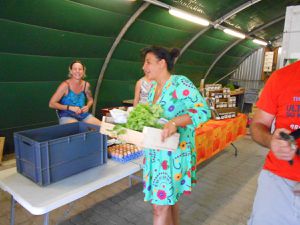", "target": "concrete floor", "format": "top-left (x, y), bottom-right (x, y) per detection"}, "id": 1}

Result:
top-left (0, 134), bottom-right (268, 225)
